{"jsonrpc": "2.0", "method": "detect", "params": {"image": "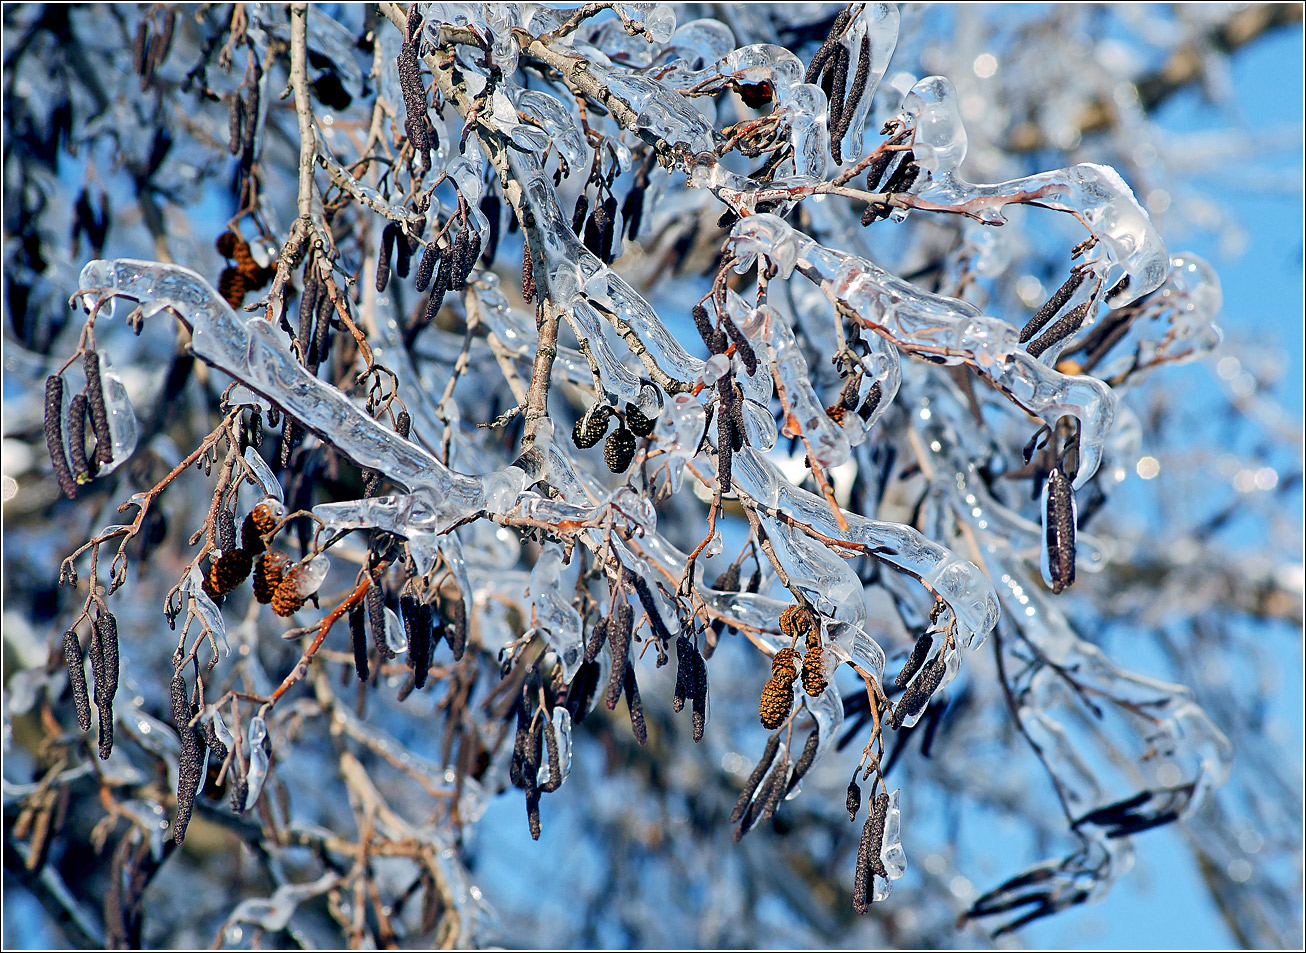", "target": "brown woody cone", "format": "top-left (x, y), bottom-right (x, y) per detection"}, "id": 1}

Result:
top-left (759, 676), bottom-right (794, 730)
top-left (253, 551), bottom-right (289, 604)
top-left (203, 548), bottom-right (253, 600)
